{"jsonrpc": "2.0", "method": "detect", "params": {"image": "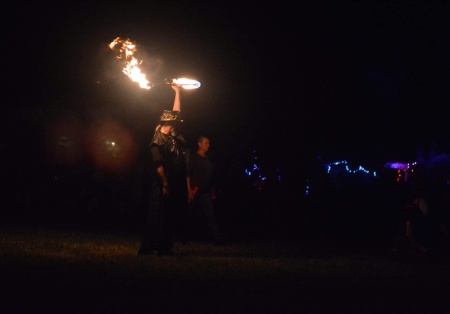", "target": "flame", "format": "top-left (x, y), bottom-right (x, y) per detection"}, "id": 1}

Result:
top-left (109, 37), bottom-right (202, 91)
top-left (109, 37), bottom-right (152, 89)
top-left (167, 78), bottom-right (201, 90)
